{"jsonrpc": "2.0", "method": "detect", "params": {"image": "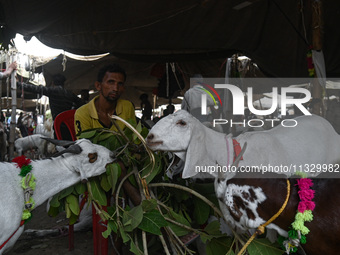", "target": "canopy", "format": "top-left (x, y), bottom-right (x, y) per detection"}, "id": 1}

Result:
top-left (32, 53), bottom-right (227, 107)
top-left (1, 0), bottom-right (339, 78)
